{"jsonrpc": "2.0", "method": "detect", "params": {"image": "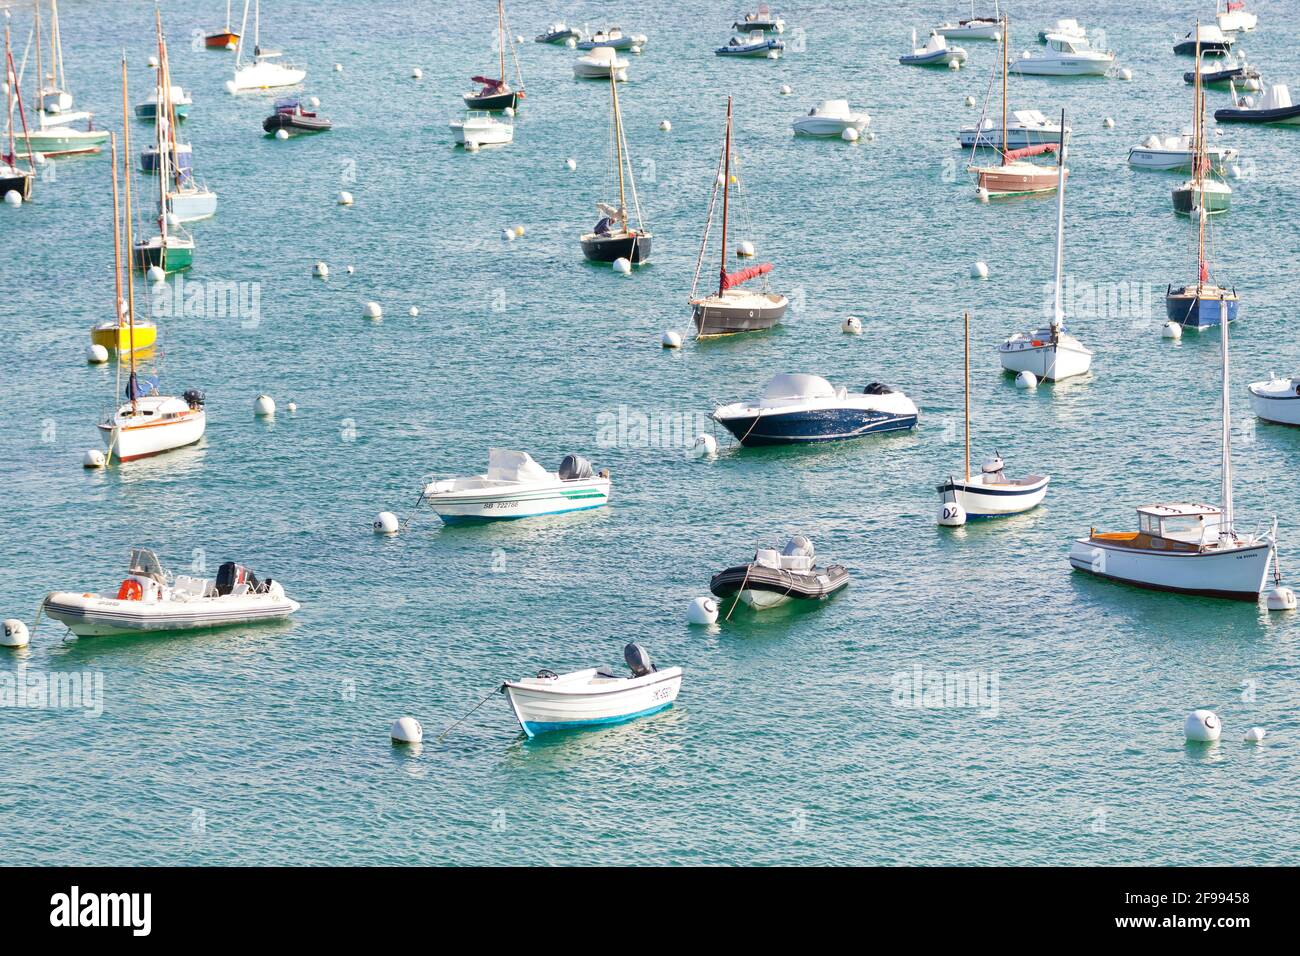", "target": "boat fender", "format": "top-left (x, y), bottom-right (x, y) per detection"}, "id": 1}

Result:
top-left (624, 642), bottom-right (654, 676)
top-left (117, 579), bottom-right (143, 601)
